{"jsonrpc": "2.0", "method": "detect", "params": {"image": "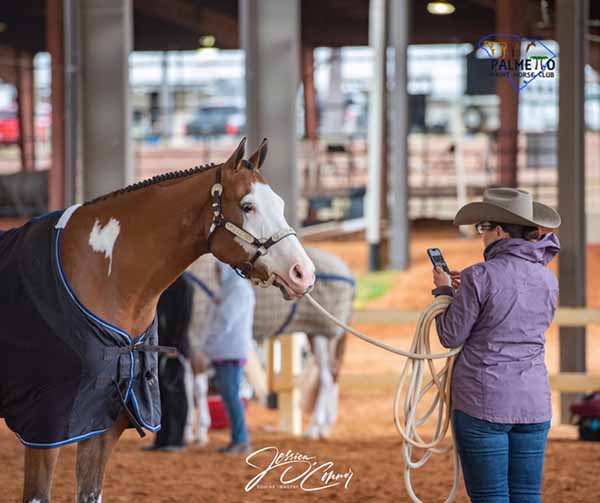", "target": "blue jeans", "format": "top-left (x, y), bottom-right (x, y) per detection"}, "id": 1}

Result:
top-left (213, 363), bottom-right (249, 445)
top-left (452, 409), bottom-right (551, 503)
